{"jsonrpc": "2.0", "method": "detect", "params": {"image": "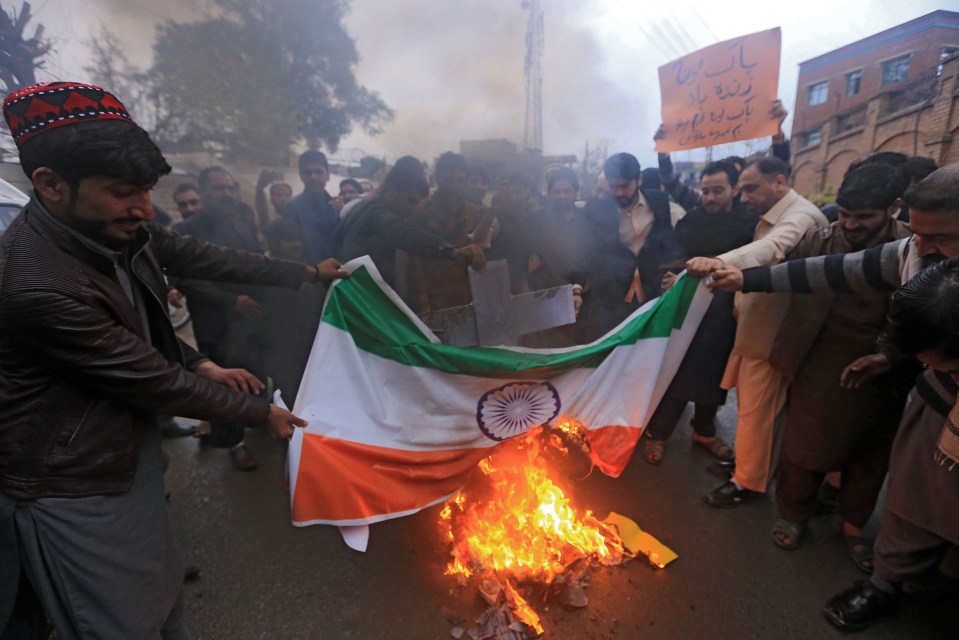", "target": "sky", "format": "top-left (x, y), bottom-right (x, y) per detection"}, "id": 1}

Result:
top-left (25, 0), bottom-right (948, 169)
